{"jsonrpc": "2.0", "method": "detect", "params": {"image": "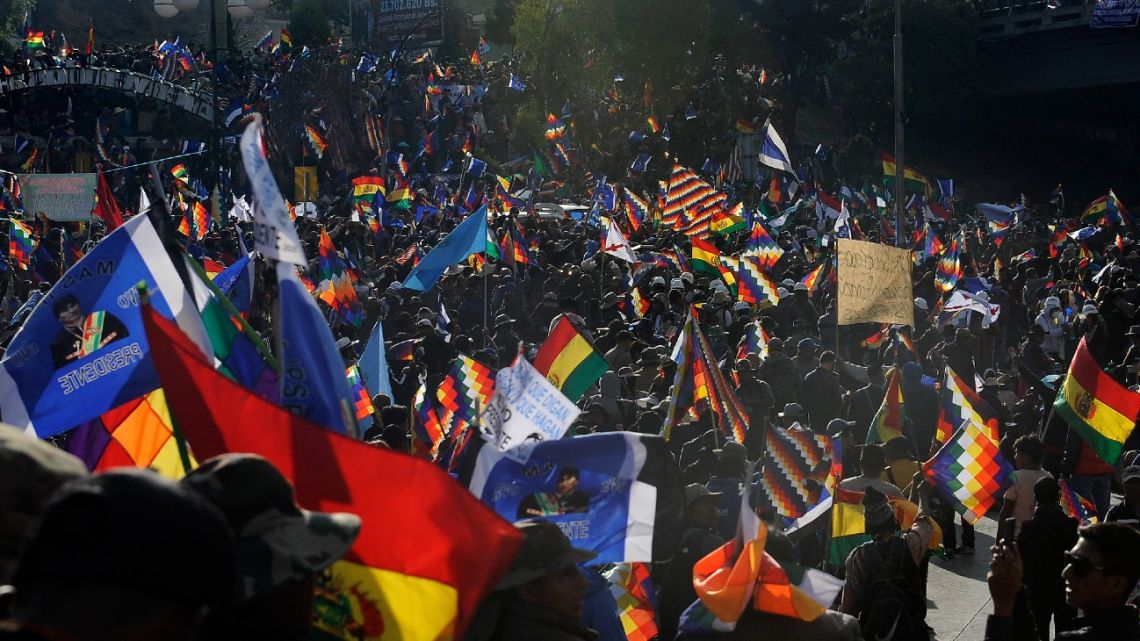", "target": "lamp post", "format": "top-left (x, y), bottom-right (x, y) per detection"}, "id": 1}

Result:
top-left (155, 0), bottom-right (262, 198)
top-left (893, 0), bottom-right (905, 247)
